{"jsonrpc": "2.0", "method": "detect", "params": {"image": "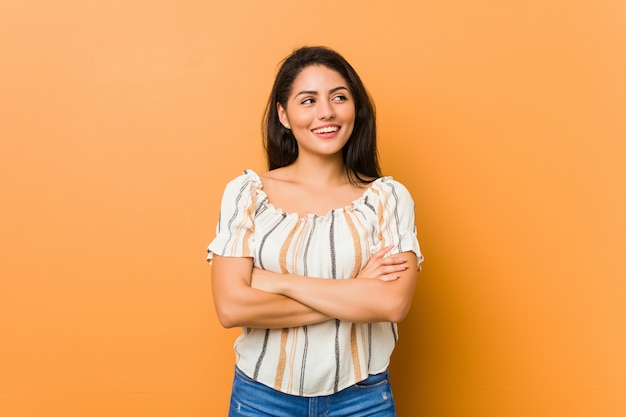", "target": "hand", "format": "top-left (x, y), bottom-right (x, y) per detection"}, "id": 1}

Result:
top-left (356, 245), bottom-right (408, 281)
